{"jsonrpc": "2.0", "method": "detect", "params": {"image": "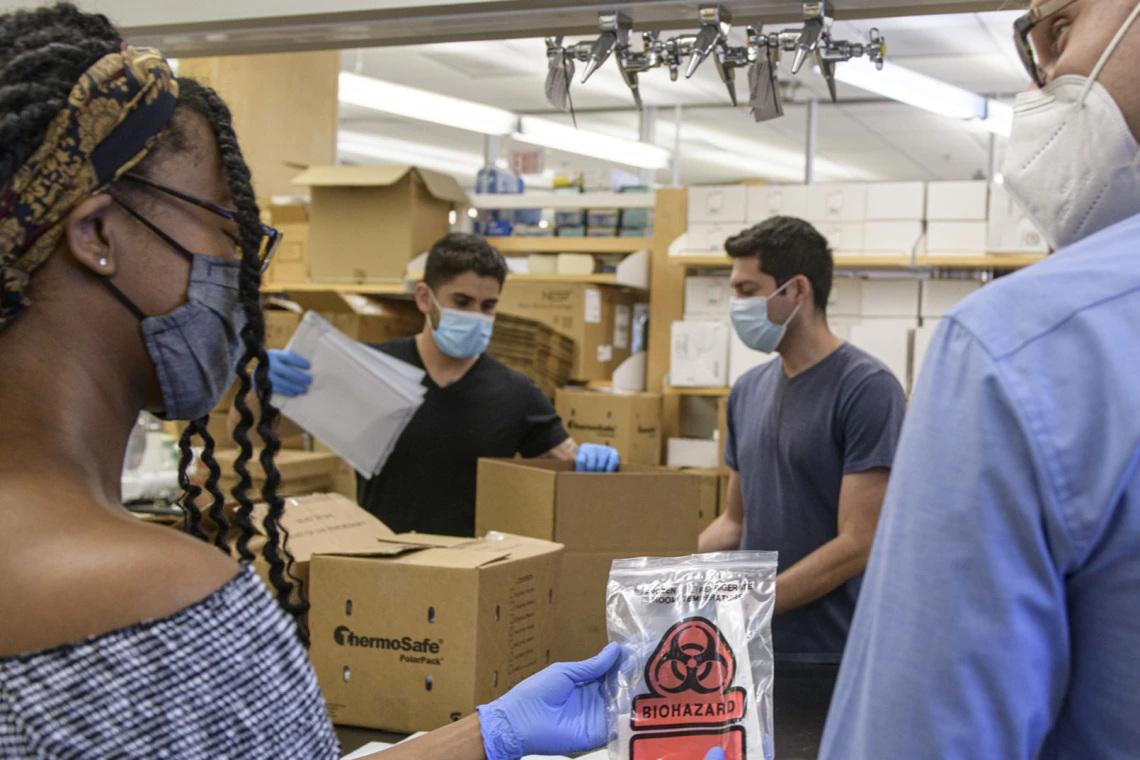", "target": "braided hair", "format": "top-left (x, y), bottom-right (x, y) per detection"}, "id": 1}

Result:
top-left (0, 3), bottom-right (306, 633)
